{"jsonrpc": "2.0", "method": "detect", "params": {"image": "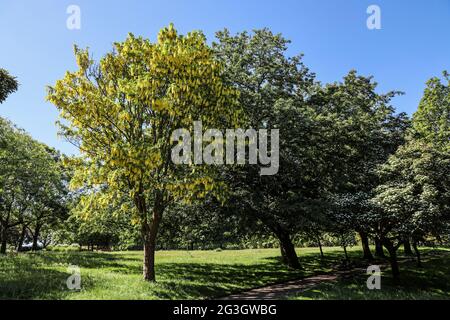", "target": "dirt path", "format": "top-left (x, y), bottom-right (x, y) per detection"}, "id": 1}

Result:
top-left (219, 269), bottom-right (365, 300)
